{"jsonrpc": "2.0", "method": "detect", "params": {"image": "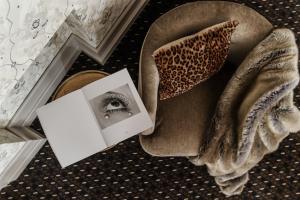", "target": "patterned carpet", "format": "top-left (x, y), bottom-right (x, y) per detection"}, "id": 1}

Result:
top-left (1, 0), bottom-right (300, 199)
